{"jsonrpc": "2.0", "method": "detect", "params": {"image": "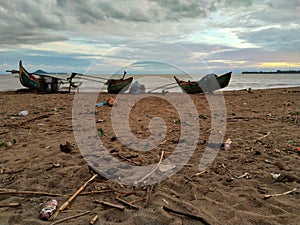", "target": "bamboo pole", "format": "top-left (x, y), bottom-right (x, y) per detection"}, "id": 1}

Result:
top-left (49, 174), bottom-right (98, 221)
